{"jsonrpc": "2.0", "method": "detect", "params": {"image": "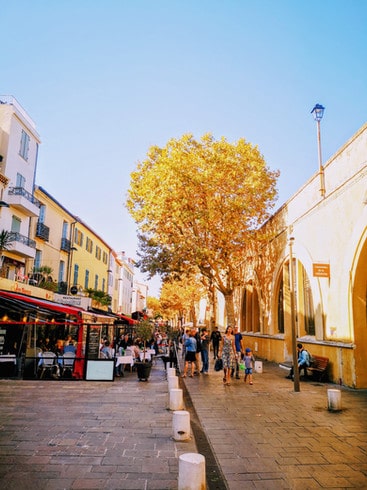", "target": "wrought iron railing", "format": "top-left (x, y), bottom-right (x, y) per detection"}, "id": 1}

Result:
top-left (8, 187), bottom-right (41, 207)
